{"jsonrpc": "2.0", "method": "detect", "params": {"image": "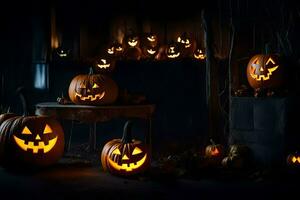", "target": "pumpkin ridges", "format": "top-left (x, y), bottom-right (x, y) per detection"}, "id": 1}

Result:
top-left (101, 139), bottom-right (120, 171)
